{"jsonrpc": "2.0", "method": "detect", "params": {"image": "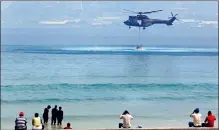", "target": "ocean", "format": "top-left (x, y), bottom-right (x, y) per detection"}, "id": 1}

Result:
top-left (1, 45), bottom-right (218, 129)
